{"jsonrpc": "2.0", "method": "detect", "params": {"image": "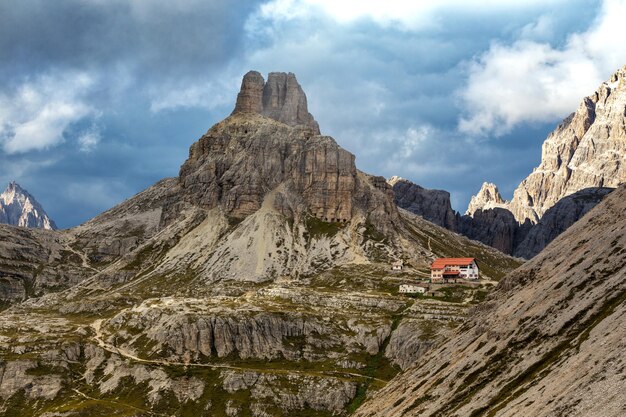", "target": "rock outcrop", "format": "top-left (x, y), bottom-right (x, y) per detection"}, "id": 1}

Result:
top-left (513, 187), bottom-right (613, 258)
top-left (509, 65), bottom-right (626, 223)
top-left (0, 182), bottom-right (56, 230)
top-left (355, 183), bottom-right (626, 417)
top-left (465, 182), bottom-right (508, 216)
top-left (458, 208), bottom-right (530, 255)
top-left (393, 177), bottom-right (610, 259)
top-left (232, 71), bottom-right (320, 134)
top-left (388, 176), bottom-right (457, 230)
